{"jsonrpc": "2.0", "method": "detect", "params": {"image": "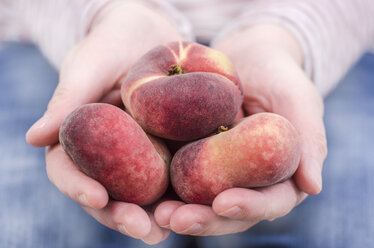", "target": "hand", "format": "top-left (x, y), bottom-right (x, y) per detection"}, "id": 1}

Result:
top-left (153, 24), bottom-right (327, 236)
top-left (26, 1), bottom-right (182, 244)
